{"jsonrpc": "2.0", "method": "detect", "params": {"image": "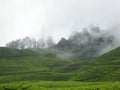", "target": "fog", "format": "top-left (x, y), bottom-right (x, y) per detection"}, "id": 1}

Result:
top-left (0, 0), bottom-right (120, 46)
